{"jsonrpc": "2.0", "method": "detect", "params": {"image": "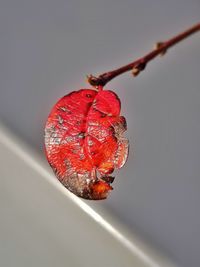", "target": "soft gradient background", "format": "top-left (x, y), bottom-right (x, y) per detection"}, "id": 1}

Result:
top-left (0, 1), bottom-right (200, 266)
